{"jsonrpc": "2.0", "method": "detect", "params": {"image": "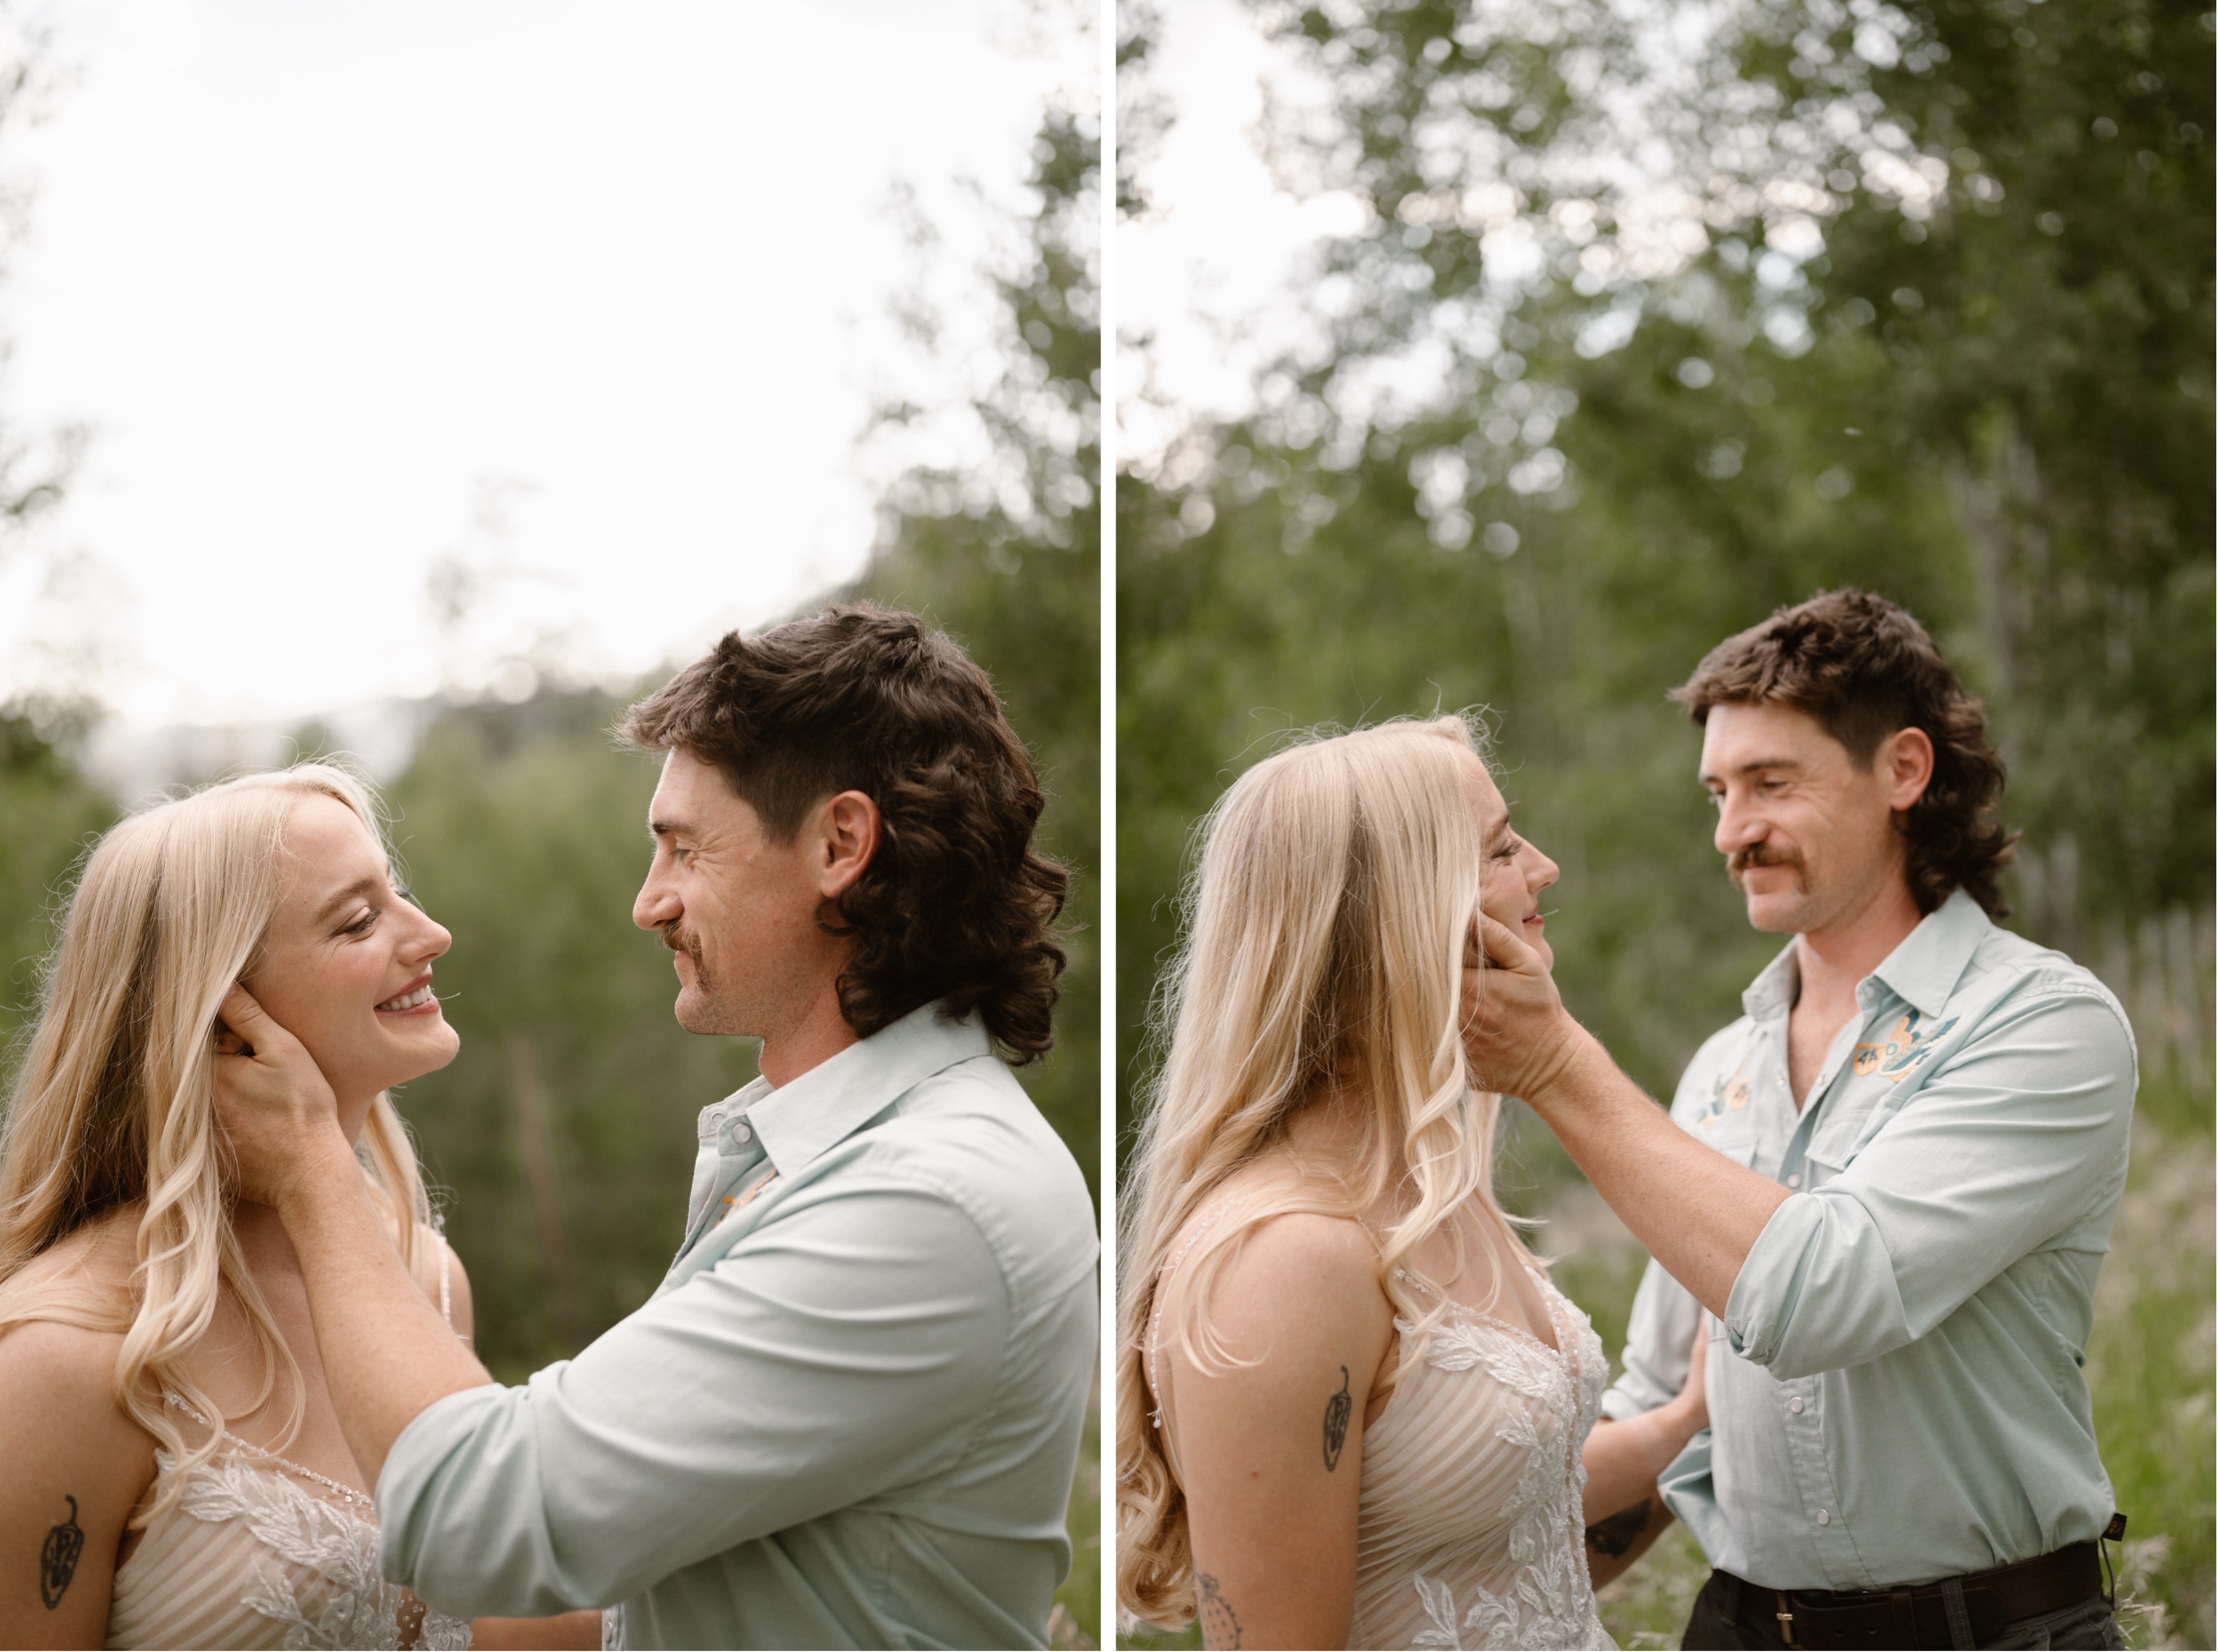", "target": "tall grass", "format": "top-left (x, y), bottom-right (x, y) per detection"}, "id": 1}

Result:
top-left (2087, 1097), bottom-right (2214, 1649)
